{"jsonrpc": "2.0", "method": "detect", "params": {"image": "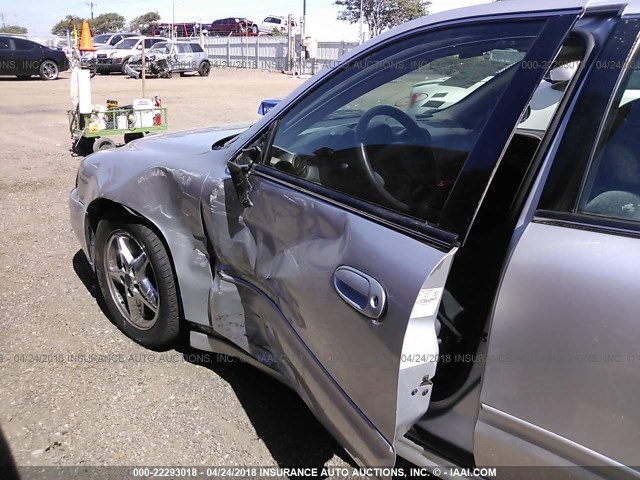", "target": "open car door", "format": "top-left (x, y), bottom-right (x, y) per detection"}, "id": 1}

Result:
top-left (201, 4), bottom-right (584, 469)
